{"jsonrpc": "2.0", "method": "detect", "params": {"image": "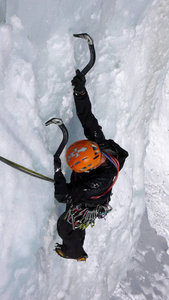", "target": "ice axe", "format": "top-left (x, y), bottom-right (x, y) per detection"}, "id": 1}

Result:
top-left (45, 118), bottom-right (69, 161)
top-left (73, 33), bottom-right (96, 75)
